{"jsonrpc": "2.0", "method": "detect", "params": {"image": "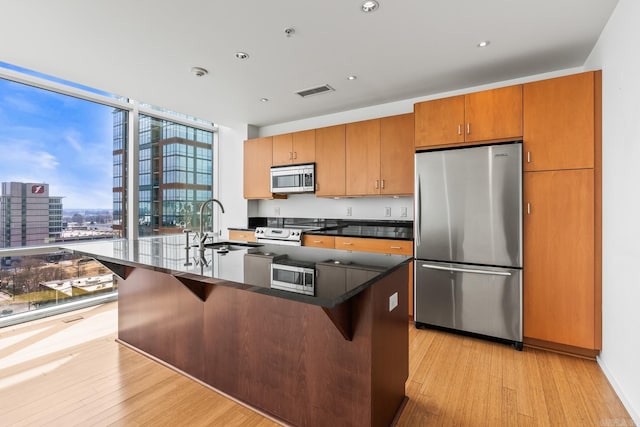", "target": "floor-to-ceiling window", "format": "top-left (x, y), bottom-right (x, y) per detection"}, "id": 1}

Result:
top-left (0, 62), bottom-right (216, 323)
